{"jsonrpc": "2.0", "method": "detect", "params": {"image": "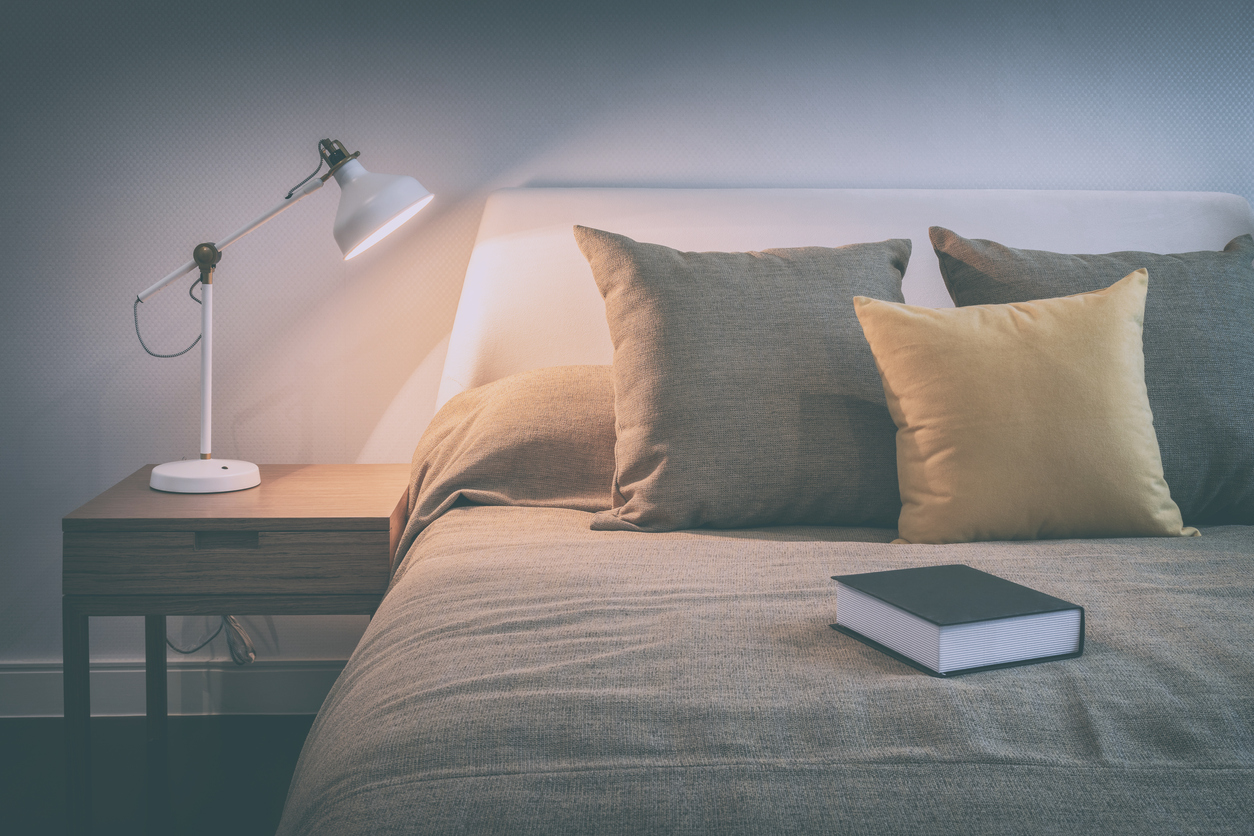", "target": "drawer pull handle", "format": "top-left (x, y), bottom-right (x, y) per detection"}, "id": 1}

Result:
top-left (194, 531), bottom-right (260, 550)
